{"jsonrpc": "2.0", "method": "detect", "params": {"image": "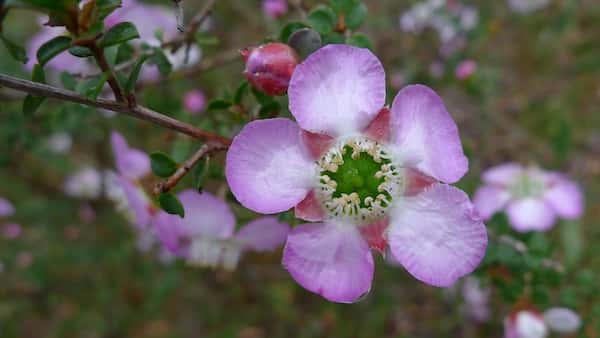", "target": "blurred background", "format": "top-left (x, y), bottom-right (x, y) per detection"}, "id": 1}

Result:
top-left (0, 0), bottom-right (598, 337)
